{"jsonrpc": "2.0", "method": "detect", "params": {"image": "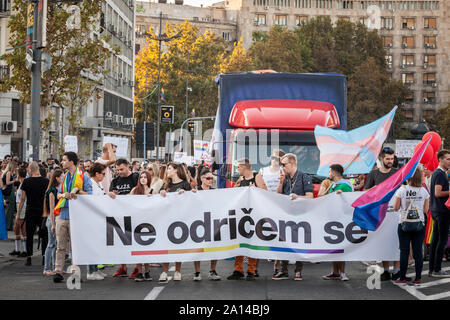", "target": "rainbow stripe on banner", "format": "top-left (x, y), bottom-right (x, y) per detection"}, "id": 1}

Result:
top-left (131, 244), bottom-right (344, 256)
